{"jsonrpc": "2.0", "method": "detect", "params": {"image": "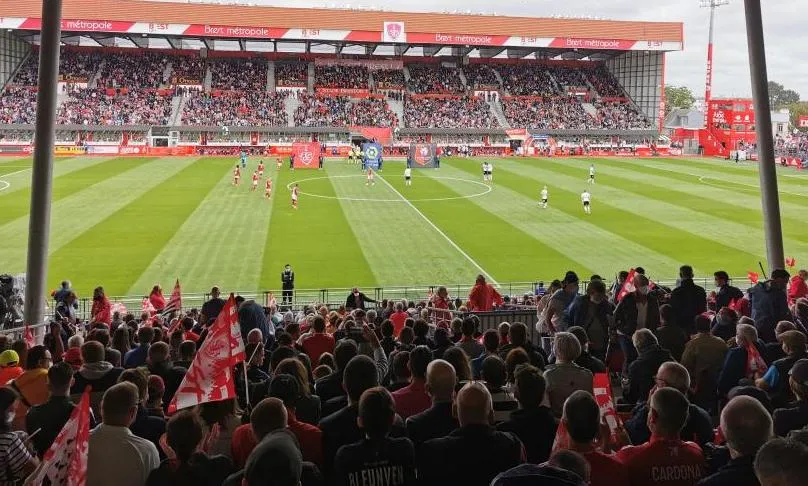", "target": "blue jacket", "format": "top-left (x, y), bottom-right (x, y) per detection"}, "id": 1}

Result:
top-left (748, 282), bottom-right (791, 343)
top-left (717, 340), bottom-right (767, 397)
top-left (565, 294), bottom-right (612, 330)
top-left (238, 300), bottom-right (273, 347)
